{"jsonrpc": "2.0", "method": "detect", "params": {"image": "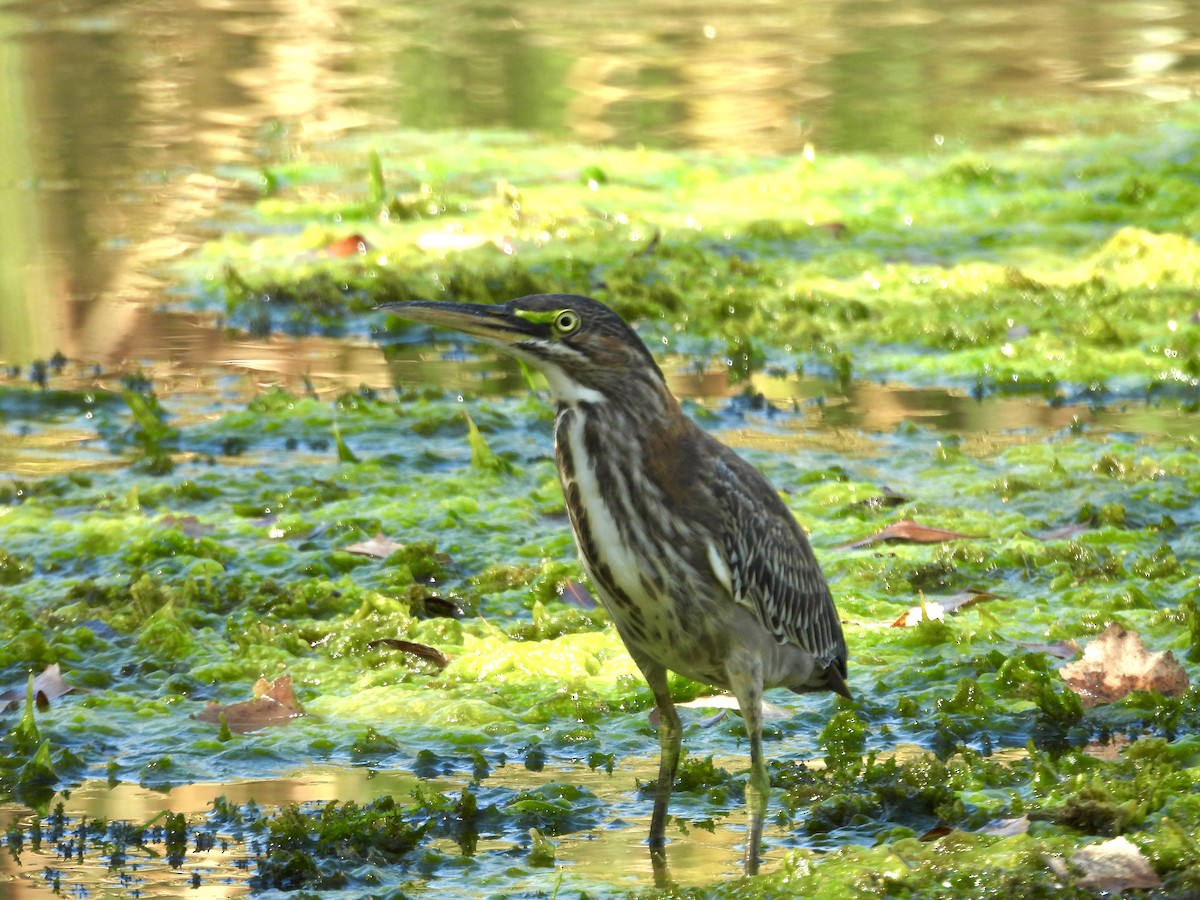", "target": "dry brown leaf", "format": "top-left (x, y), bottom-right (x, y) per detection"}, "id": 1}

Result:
top-left (192, 674), bottom-right (306, 733)
top-left (0, 664), bottom-right (78, 712)
top-left (1060, 624), bottom-right (1190, 707)
top-left (367, 638), bottom-right (450, 670)
top-left (323, 233), bottom-right (371, 257)
top-left (892, 589), bottom-right (1000, 627)
top-left (838, 518), bottom-right (974, 551)
top-left (1073, 836), bottom-right (1162, 892)
top-left (344, 533), bottom-right (405, 558)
